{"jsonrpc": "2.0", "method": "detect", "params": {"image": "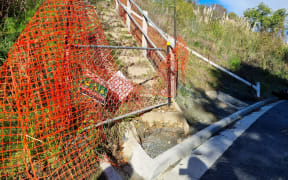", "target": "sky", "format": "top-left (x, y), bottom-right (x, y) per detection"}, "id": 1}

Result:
top-left (198, 0), bottom-right (288, 16)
